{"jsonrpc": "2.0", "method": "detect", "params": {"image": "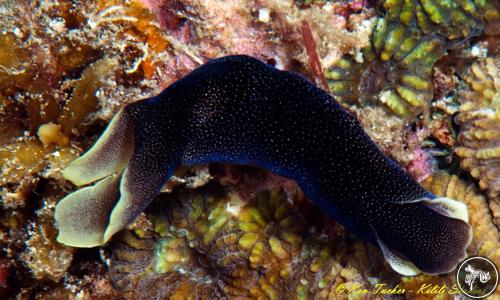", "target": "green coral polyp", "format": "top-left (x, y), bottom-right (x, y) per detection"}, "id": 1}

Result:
top-left (327, 21), bottom-right (440, 116)
top-left (402, 74), bottom-right (432, 90)
top-left (400, 38), bottom-right (444, 72)
top-left (381, 25), bottom-right (407, 61)
top-left (396, 85), bottom-right (426, 106)
top-left (384, 0), bottom-right (404, 19)
top-left (421, 0), bottom-right (446, 24)
top-left (381, 90), bottom-right (411, 115)
top-left (393, 34), bottom-right (418, 59)
top-left (373, 18), bottom-right (389, 51)
top-left (398, 0), bottom-right (499, 39)
top-left (399, 0), bottom-right (414, 25)
top-left (383, 0), bottom-right (497, 38)
top-left (327, 0), bottom-right (498, 117)
top-left (154, 237), bottom-right (190, 274)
